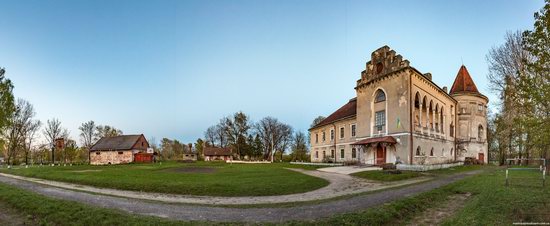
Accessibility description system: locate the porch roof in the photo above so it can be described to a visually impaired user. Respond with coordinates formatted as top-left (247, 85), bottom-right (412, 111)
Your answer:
top-left (351, 136), bottom-right (397, 145)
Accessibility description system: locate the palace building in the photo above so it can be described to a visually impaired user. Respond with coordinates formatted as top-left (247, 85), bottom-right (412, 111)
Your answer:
top-left (309, 46), bottom-right (488, 165)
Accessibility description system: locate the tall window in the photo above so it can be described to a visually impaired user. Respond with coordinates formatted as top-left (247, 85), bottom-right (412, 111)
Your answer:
top-left (330, 129), bottom-right (334, 140)
top-left (416, 146), bottom-right (421, 156)
top-left (478, 125), bottom-right (484, 140)
top-left (375, 110), bottom-right (386, 131)
top-left (340, 127), bottom-right (344, 139)
top-left (450, 123), bottom-right (454, 137)
top-left (315, 151), bottom-right (318, 158)
top-left (351, 124), bottom-right (356, 137)
top-left (315, 133), bottom-right (318, 143)
top-left (430, 148), bottom-right (434, 156)
top-left (322, 132), bottom-right (326, 141)
top-left (375, 89), bottom-right (386, 102)
top-left (352, 148), bottom-right (356, 158)
top-left (340, 149), bottom-right (344, 158)
top-left (331, 150), bottom-right (335, 158)
top-left (323, 151), bottom-right (326, 158)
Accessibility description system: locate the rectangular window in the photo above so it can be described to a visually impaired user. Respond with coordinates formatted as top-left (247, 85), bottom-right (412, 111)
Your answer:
top-left (340, 149), bottom-right (344, 158)
top-left (315, 151), bottom-right (319, 158)
top-left (330, 129), bottom-right (334, 140)
top-left (478, 105), bottom-right (483, 112)
top-left (96, 152), bottom-right (101, 155)
top-left (322, 132), bottom-right (326, 141)
top-left (323, 151), bottom-right (326, 158)
top-left (315, 133), bottom-right (318, 143)
top-left (340, 127), bottom-right (344, 139)
top-left (375, 110), bottom-right (385, 131)
top-left (118, 151), bottom-right (123, 155)
top-left (331, 150), bottom-right (335, 158)
top-left (351, 124), bottom-right (356, 137)
top-left (352, 148), bottom-right (357, 158)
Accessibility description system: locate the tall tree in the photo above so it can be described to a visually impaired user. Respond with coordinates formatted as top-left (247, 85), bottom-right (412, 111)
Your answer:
top-left (221, 112), bottom-right (251, 159)
top-left (0, 68), bottom-right (15, 135)
top-left (291, 131), bottom-right (308, 162)
top-left (4, 99), bottom-right (40, 165)
top-left (522, 0), bottom-right (550, 159)
top-left (79, 121), bottom-right (98, 150)
top-left (486, 31), bottom-right (532, 164)
top-left (43, 118), bottom-right (69, 163)
top-left (255, 117), bottom-right (293, 161)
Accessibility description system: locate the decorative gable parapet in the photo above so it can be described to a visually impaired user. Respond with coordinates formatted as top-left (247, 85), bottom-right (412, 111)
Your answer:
top-left (357, 46), bottom-right (410, 87)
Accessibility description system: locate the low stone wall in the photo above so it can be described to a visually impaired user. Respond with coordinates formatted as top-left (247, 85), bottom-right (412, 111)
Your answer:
top-left (396, 162), bottom-right (464, 171)
top-left (225, 160), bottom-right (272, 164)
top-left (290, 162), bottom-right (343, 166)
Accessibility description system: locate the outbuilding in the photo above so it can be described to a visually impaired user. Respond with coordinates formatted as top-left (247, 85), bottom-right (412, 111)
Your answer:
top-left (90, 134), bottom-right (151, 165)
top-left (203, 147), bottom-right (232, 161)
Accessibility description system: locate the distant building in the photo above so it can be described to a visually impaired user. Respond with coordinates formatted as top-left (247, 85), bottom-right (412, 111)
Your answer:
top-left (90, 134), bottom-right (151, 165)
top-left (182, 144), bottom-right (197, 161)
top-left (203, 147), bottom-right (232, 161)
top-left (309, 46), bottom-right (488, 165)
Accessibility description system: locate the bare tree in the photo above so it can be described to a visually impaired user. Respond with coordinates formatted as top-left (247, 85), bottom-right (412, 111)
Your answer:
top-left (4, 99), bottom-right (40, 165)
top-left (310, 116), bottom-right (326, 128)
top-left (43, 118), bottom-right (68, 164)
top-left (255, 117), bottom-right (293, 161)
top-left (79, 121), bottom-right (98, 149)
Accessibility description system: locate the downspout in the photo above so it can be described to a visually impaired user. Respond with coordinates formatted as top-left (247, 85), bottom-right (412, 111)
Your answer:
top-left (409, 71), bottom-right (413, 164)
top-left (454, 101), bottom-right (457, 161)
top-left (333, 123), bottom-right (337, 163)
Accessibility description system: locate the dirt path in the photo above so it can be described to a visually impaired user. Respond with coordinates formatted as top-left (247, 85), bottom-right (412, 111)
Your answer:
top-left (0, 170), bottom-right (481, 223)
top-left (407, 192), bottom-right (472, 226)
top-left (0, 169), bottom-right (430, 205)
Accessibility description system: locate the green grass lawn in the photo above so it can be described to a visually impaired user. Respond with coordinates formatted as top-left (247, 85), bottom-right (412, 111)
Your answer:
top-left (351, 170), bottom-right (422, 182)
top-left (0, 161), bottom-right (329, 197)
top-left (293, 166), bottom-right (550, 225)
top-left (1, 165), bottom-right (547, 225)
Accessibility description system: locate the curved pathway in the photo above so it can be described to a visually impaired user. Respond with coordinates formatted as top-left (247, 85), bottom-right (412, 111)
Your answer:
top-left (0, 170), bottom-right (481, 223)
top-left (0, 169), bottom-right (429, 205)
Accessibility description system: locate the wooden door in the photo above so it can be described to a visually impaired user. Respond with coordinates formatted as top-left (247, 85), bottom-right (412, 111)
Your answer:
top-left (478, 153), bottom-right (485, 163)
top-left (376, 145), bottom-right (385, 165)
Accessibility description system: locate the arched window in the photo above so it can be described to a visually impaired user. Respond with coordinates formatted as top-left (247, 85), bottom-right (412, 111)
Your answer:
top-left (450, 148), bottom-right (453, 156)
top-left (450, 122), bottom-right (454, 137)
top-left (442, 148), bottom-right (445, 157)
top-left (416, 146), bottom-right (421, 156)
top-left (375, 89), bottom-right (386, 102)
top-left (478, 125), bottom-right (484, 140)
top-left (430, 148), bottom-right (434, 156)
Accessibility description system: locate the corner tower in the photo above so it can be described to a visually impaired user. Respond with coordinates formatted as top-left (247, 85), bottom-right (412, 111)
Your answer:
top-left (450, 65), bottom-right (489, 163)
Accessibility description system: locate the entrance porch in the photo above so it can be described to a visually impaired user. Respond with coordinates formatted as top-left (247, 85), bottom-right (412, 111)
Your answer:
top-left (352, 136), bottom-right (397, 166)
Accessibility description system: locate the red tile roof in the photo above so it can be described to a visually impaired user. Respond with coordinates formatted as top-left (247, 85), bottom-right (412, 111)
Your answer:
top-left (203, 147), bottom-right (232, 156)
top-left (351, 136), bottom-right (397, 145)
top-left (311, 98), bottom-right (357, 129)
top-left (450, 65), bottom-right (480, 94)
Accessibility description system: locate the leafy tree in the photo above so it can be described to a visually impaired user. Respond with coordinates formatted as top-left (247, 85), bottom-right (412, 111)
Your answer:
top-left (79, 121), bottom-right (98, 150)
top-left (0, 68), bottom-right (15, 135)
top-left (194, 138), bottom-right (204, 160)
top-left (96, 125), bottom-right (122, 138)
top-left (291, 131), bottom-right (309, 162)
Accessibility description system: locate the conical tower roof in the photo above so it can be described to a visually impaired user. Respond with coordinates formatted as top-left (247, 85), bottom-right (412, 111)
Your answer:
top-left (450, 65), bottom-right (479, 94)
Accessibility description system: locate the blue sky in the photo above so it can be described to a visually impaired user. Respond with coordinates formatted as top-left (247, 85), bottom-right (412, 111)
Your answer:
top-left (0, 0), bottom-right (543, 145)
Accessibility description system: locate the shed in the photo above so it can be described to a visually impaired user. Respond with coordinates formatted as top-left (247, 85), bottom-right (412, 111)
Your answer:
top-left (90, 134), bottom-right (150, 165)
top-left (203, 147), bottom-right (232, 161)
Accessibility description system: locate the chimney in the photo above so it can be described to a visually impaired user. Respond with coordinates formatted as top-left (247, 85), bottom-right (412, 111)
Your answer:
top-left (443, 86), bottom-right (448, 93)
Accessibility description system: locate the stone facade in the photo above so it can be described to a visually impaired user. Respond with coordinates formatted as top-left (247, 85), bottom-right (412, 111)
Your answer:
top-left (309, 46), bottom-right (489, 165)
top-left (90, 150), bottom-right (134, 165)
